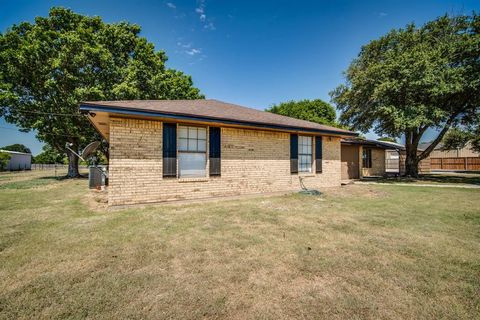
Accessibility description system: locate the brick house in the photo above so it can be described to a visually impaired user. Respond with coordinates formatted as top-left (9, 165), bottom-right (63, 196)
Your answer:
top-left (80, 100), bottom-right (357, 206)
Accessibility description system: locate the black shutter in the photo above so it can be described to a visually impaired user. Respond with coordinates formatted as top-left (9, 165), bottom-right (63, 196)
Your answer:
top-left (290, 134), bottom-right (298, 174)
top-left (163, 123), bottom-right (177, 177)
top-left (315, 136), bottom-right (323, 173)
top-left (209, 127), bottom-right (221, 176)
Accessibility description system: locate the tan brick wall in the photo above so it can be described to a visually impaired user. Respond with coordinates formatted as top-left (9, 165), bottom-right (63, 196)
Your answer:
top-left (361, 147), bottom-right (385, 177)
top-left (108, 118), bottom-right (342, 206)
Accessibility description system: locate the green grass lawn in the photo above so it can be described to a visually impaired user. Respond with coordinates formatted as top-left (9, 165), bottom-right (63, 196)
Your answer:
top-left (0, 171), bottom-right (479, 319)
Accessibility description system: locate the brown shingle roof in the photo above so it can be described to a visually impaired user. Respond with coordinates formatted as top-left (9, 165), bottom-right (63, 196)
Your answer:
top-left (80, 99), bottom-right (356, 136)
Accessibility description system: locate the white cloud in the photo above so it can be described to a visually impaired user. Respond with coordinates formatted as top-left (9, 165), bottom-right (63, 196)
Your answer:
top-left (378, 12), bottom-right (388, 17)
top-left (195, 0), bottom-right (205, 20)
top-left (195, 0), bottom-right (215, 30)
top-left (166, 2), bottom-right (176, 9)
top-left (177, 41), bottom-right (192, 48)
top-left (204, 21), bottom-right (215, 30)
top-left (177, 41), bottom-right (203, 57)
top-left (186, 48), bottom-right (201, 56)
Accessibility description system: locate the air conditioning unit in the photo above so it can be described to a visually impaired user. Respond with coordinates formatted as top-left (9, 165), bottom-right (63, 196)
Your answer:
top-left (89, 166), bottom-right (108, 189)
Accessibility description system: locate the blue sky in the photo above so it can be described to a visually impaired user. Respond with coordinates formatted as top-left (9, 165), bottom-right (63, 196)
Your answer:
top-left (1, 0), bottom-right (478, 154)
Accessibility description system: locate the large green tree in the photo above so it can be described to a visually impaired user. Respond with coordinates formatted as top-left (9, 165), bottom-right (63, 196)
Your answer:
top-left (0, 7), bottom-right (203, 177)
top-left (266, 99), bottom-right (339, 127)
top-left (1, 143), bottom-right (31, 153)
top-left (32, 144), bottom-right (67, 164)
top-left (331, 14), bottom-right (479, 176)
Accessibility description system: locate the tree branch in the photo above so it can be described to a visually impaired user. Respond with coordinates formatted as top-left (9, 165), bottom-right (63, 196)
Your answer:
top-left (417, 115), bottom-right (458, 161)
top-left (417, 126), bottom-right (449, 161)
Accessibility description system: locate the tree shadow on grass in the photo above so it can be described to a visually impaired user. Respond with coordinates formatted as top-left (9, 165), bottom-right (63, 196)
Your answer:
top-left (361, 173), bottom-right (480, 185)
top-left (38, 174), bottom-right (88, 181)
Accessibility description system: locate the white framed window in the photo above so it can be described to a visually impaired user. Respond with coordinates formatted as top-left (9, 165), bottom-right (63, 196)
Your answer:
top-left (178, 125), bottom-right (207, 177)
top-left (298, 136), bottom-right (312, 173)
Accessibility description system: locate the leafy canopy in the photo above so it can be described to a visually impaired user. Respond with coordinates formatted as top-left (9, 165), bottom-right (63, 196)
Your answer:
top-left (332, 14), bottom-right (479, 138)
top-left (377, 137), bottom-right (397, 143)
top-left (0, 144), bottom-right (31, 154)
top-left (0, 7), bottom-right (203, 176)
top-left (266, 99), bottom-right (339, 127)
top-left (331, 13), bottom-right (479, 175)
top-left (32, 144), bottom-right (67, 164)
top-left (442, 127), bottom-right (480, 152)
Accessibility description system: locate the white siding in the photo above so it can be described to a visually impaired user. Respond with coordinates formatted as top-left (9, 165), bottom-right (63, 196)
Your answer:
top-left (1, 151), bottom-right (32, 171)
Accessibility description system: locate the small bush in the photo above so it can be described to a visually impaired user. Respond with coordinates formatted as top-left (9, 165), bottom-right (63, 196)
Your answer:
top-left (0, 152), bottom-right (11, 171)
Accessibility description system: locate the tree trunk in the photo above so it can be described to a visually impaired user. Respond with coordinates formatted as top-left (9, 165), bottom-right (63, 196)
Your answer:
top-left (66, 148), bottom-right (80, 178)
top-left (404, 154), bottom-right (419, 177)
top-left (404, 129), bottom-right (420, 178)
top-left (402, 120), bottom-right (453, 178)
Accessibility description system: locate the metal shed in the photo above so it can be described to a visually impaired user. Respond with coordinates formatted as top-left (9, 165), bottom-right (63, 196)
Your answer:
top-left (0, 150), bottom-right (32, 171)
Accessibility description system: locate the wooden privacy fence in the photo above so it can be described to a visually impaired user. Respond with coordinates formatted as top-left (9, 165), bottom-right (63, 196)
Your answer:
top-left (431, 157), bottom-right (480, 171)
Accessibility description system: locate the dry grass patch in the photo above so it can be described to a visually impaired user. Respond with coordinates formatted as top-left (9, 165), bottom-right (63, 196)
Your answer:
top-left (0, 171), bottom-right (479, 319)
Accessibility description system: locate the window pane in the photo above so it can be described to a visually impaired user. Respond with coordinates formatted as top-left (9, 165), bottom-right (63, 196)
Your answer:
top-left (298, 136), bottom-right (312, 156)
top-left (179, 152), bottom-right (206, 177)
top-left (198, 128), bottom-right (206, 140)
top-left (304, 158), bottom-right (312, 172)
top-left (299, 155), bottom-right (305, 166)
top-left (178, 138), bottom-right (188, 151)
top-left (299, 155), bottom-right (312, 172)
top-left (198, 140), bottom-right (206, 152)
top-left (179, 126), bottom-right (188, 138)
top-left (188, 139), bottom-right (197, 151)
top-left (188, 127), bottom-right (197, 139)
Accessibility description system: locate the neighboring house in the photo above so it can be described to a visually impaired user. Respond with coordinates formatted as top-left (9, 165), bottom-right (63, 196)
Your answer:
top-left (0, 150), bottom-right (32, 171)
top-left (340, 139), bottom-right (430, 180)
top-left (80, 99), bottom-right (357, 206)
top-left (419, 141), bottom-right (480, 171)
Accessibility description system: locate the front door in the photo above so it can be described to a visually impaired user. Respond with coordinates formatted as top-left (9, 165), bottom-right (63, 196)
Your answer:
top-left (341, 144), bottom-right (359, 179)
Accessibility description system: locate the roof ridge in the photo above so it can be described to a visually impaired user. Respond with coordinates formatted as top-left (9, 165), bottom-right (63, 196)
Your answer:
top-left (80, 99), bottom-right (357, 136)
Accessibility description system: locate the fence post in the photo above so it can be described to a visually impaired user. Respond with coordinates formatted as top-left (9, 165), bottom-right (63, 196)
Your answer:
top-left (464, 157), bottom-right (467, 171)
top-left (440, 158), bottom-right (443, 170)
